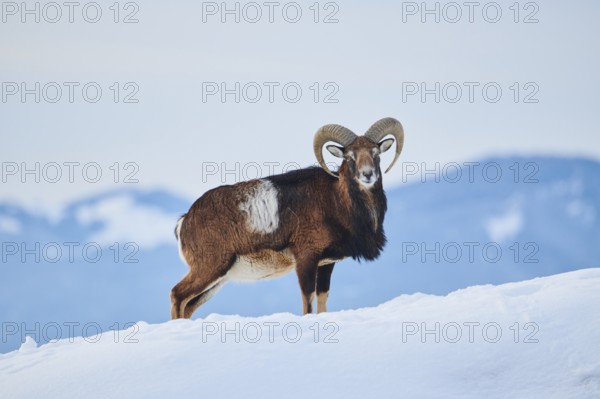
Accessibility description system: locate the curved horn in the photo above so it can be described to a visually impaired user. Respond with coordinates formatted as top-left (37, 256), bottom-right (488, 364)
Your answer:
top-left (313, 124), bottom-right (358, 177)
top-left (363, 117), bottom-right (404, 173)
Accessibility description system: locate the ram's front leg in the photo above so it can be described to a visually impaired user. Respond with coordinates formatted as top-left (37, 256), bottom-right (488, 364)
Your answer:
top-left (295, 255), bottom-right (319, 315)
top-left (316, 263), bottom-right (335, 313)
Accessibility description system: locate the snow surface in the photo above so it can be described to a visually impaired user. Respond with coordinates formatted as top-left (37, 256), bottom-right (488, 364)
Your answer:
top-left (1, 269), bottom-right (599, 399)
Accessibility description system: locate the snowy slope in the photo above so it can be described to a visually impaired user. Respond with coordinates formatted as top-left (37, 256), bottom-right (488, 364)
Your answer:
top-left (1, 269), bottom-right (599, 399)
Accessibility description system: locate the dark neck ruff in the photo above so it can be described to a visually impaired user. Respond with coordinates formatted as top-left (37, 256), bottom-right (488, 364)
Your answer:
top-left (338, 169), bottom-right (388, 261)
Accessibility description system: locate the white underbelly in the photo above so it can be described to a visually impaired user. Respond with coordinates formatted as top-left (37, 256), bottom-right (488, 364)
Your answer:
top-left (227, 249), bottom-right (296, 282)
top-left (227, 249), bottom-right (347, 282)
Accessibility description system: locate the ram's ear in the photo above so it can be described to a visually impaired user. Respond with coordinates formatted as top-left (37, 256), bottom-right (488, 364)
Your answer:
top-left (326, 145), bottom-right (345, 158)
top-left (378, 138), bottom-right (394, 154)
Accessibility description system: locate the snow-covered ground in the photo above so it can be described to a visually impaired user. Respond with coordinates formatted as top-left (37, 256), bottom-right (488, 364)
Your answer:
top-left (1, 269), bottom-right (599, 398)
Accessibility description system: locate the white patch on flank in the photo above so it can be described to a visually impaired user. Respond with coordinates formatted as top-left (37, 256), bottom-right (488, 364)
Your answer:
top-left (175, 216), bottom-right (187, 265)
top-left (239, 180), bottom-right (279, 234)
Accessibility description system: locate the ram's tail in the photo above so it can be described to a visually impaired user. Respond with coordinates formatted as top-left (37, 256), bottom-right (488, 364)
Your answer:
top-left (174, 214), bottom-right (187, 264)
top-left (174, 214), bottom-right (186, 240)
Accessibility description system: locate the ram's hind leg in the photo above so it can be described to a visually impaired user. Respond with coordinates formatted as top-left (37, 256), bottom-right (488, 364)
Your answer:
top-left (171, 258), bottom-right (233, 319)
top-left (316, 263), bottom-right (335, 313)
top-left (182, 279), bottom-right (226, 319)
top-left (171, 273), bottom-right (208, 319)
top-left (171, 248), bottom-right (237, 319)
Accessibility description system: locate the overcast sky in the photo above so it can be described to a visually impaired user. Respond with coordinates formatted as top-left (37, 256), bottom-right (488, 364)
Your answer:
top-left (1, 0), bottom-right (599, 214)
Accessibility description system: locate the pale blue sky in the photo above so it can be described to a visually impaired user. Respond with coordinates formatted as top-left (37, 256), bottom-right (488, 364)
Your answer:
top-left (1, 0), bottom-right (599, 212)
